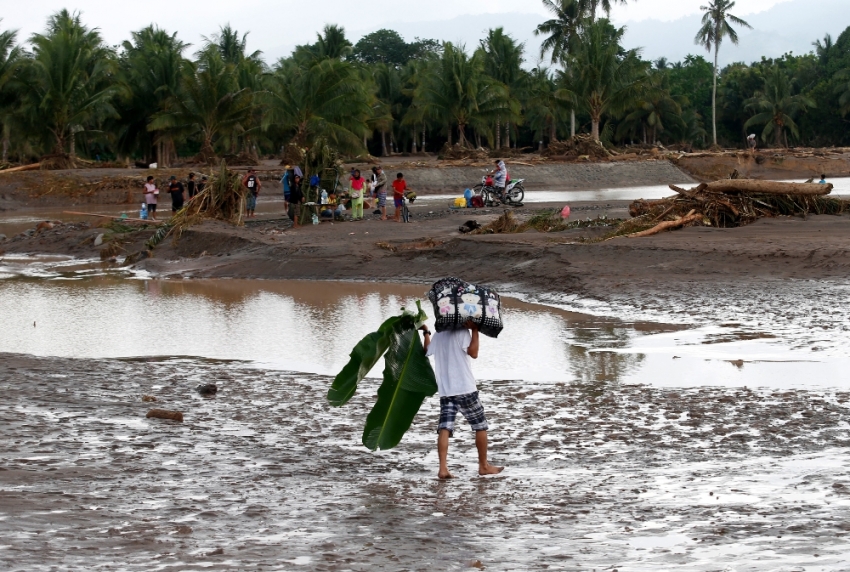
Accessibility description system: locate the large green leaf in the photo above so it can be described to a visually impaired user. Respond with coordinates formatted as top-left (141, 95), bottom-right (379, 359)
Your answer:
top-left (362, 321), bottom-right (437, 451)
top-left (327, 315), bottom-right (401, 407)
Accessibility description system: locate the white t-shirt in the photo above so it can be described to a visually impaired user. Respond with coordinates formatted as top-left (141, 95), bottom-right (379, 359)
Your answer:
top-left (144, 182), bottom-right (158, 204)
top-left (493, 161), bottom-right (507, 188)
top-left (425, 329), bottom-right (477, 397)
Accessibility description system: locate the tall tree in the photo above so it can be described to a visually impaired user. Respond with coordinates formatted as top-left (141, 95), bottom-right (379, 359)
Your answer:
top-left (149, 51), bottom-right (252, 162)
top-left (413, 43), bottom-right (507, 147)
top-left (480, 28), bottom-right (524, 148)
top-left (26, 10), bottom-right (118, 161)
top-left (0, 22), bottom-right (23, 162)
top-left (744, 65), bottom-right (815, 147)
top-left (569, 20), bottom-right (648, 141)
top-left (695, 0), bottom-right (752, 146)
top-left (117, 26), bottom-right (187, 165)
top-left (263, 57), bottom-right (371, 162)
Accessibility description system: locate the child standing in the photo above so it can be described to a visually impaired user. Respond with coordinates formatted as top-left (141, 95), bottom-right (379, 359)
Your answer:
top-left (392, 172), bottom-right (408, 222)
top-left (349, 169), bottom-right (365, 220)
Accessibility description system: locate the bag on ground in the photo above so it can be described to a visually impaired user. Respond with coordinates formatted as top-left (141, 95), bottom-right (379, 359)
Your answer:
top-left (428, 277), bottom-right (503, 338)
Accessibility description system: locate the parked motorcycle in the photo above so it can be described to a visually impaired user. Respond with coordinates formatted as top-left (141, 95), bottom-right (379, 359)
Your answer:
top-left (472, 176), bottom-right (525, 207)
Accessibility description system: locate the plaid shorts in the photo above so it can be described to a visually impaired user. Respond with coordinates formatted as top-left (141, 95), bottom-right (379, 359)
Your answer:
top-left (437, 391), bottom-right (489, 436)
top-left (377, 191), bottom-right (387, 208)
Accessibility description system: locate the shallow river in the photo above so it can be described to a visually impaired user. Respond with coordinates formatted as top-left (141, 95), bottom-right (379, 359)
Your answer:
top-left (2, 255), bottom-right (850, 388)
top-left (2, 258), bottom-right (850, 570)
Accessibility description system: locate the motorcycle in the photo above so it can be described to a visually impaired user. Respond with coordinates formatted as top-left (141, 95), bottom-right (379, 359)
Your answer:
top-left (472, 176), bottom-right (525, 207)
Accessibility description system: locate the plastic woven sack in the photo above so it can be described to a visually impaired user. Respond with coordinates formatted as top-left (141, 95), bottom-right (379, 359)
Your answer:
top-left (453, 197), bottom-right (467, 208)
top-left (428, 277), bottom-right (504, 338)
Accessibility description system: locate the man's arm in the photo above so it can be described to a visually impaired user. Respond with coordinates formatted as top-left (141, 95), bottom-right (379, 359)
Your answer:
top-left (421, 326), bottom-right (431, 353)
top-left (466, 323), bottom-right (479, 359)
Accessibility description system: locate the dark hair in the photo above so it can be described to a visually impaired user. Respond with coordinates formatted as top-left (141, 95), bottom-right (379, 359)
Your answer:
top-left (146, 176), bottom-right (154, 181)
top-left (170, 175), bottom-right (176, 180)
top-left (371, 166), bottom-right (378, 172)
top-left (189, 172), bottom-right (195, 178)
top-left (396, 172), bottom-right (403, 179)
top-left (821, 174), bottom-right (826, 179)
top-left (353, 169), bottom-right (361, 177)
top-left (494, 159), bottom-right (501, 164)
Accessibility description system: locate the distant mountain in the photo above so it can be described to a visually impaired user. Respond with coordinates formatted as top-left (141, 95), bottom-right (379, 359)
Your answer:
top-left (622, 0), bottom-right (848, 66)
top-left (264, 0), bottom-right (848, 67)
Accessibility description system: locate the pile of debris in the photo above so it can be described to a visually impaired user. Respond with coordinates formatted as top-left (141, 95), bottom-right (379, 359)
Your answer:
top-left (543, 135), bottom-right (611, 160)
top-left (438, 143), bottom-right (491, 161)
top-left (628, 179), bottom-right (844, 232)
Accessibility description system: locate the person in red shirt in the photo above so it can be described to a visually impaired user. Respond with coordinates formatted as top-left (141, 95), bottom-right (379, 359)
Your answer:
top-left (392, 172), bottom-right (408, 222)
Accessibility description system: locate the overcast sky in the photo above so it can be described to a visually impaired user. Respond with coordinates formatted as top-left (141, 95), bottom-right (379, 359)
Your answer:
top-left (0, 0), bottom-right (819, 64)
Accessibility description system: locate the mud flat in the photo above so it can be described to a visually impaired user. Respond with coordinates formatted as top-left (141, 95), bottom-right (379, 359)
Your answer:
top-left (1, 353), bottom-right (849, 570)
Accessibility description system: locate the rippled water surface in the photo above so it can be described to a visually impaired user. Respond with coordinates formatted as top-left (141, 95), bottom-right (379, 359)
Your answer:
top-left (2, 255), bottom-right (850, 388)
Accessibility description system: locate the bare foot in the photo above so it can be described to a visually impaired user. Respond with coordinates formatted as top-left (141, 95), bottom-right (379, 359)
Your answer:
top-left (478, 463), bottom-right (504, 476)
top-left (438, 470), bottom-right (455, 479)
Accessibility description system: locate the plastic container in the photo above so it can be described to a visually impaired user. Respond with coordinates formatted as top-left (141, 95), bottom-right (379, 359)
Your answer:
top-left (311, 213), bottom-right (319, 225)
top-left (320, 189), bottom-right (329, 204)
top-left (140, 204), bottom-right (148, 220)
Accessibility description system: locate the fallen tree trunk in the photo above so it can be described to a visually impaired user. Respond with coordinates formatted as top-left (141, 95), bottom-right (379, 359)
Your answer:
top-left (0, 162), bottom-right (41, 174)
top-left (627, 212), bottom-right (701, 238)
top-left (706, 179), bottom-right (832, 196)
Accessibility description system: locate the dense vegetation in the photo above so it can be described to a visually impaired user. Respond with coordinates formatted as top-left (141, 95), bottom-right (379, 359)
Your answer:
top-left (0, 2), bottom-right (848, 166)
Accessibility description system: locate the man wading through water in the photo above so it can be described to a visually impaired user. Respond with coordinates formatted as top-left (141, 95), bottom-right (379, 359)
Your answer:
top-left (422, 322), bottom-right (504, 479)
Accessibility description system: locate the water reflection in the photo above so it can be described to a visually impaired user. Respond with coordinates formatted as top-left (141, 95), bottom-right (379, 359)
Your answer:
top-left (0, 274), bottom-right (653, 384)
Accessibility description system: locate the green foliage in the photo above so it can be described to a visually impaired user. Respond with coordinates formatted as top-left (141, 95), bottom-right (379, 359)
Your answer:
top-left (352, 30), bottom-right (440, 67)
top-left (25, 10), bottom-right (119, 157)
top-left (744, 65), bottom-right (816, 147)
top-left (329, 301), bottom-right (437, 451)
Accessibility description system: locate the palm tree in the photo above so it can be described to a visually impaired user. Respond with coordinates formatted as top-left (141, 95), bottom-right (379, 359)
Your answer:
top-left (524, 66), bottom-right (573, 146)
top-left (413, 43), bottom-right (506, 148)
top-left (744, 65), bottom-right (815, 148)
top-left (26, 10), bottom-right (118, 162)
top-left (149, 51), bottom-right (252, 163)
top-left (263, 57), bottom-right (371, 163)
top-left (0, 22), bottom-right (23, 162)
top-left (117, 26), bottom-right (188, 165)
top-left (835, 68), bottom-right (850, 117)
top-left (694, 0), bottom-right (752, 147)
top-left (569, 20), bottom-right (648, 141)
top-left (479, 28), bottom-right (524, 148)
top-left (617, 70), bottom-right (685, 144)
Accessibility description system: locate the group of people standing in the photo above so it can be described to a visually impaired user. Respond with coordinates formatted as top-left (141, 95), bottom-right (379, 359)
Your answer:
top-left (142, 166), bottom-right (414, 226)
top-left (348, 166), bottom-right (410, 222)
top-left (142, 172), bottom-right (206, 221)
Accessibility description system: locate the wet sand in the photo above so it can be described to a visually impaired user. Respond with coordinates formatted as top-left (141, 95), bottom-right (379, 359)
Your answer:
top-left (2, 354), bottom-right (849, 570)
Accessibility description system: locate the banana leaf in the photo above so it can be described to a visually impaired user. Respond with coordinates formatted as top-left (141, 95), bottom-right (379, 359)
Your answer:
top-left (327, 315), bottom-right (401, 407)
top-left (362, 316), bottom-right (438, 451)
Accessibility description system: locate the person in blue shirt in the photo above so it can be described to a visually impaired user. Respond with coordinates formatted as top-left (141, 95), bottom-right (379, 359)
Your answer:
top-left (819, 174), bottom-right (827, 184)
top-left (280, 167), bottom-right (292, 210)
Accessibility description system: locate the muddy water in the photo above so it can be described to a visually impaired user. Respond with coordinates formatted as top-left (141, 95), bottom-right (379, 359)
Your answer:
top-left (3, 262), bottom-right (850, 569)
top-left (1, 355), bottom-right (849, 571)
top-left (0, 258), bottom-right (670, 384)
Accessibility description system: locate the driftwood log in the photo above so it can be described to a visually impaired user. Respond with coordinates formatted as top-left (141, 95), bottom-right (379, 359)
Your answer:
top-left (627, 212), bottom-right (701, 238)
top-left (704, 179), bottom-right (832, 196)
top-left (146, 409), bottom-right (184, 422)
top-left (0, 163), bottom-right (41, 174)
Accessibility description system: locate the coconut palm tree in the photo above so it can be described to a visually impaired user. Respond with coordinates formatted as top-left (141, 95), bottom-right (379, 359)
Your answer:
top-left (149, 51), bottom-right (252, 163)
top-left (263, 57), bottom-right (371, 162)
top-left (26, 10), bottom-right (118, 162)
top-left (480, 28), bottom-right (525, 149)
top-left (524, 66), bottom-right (573, 146)
top-left (744, 65), bottom-right (816, 148)
top-left (835, 68), bottom-right (850, 117)
top-left (116, 26), bottom-right (188, 165)
top-left (0, 22), bottom-right (23, 162)
top-left (569, 20), bottom-right (648, 141)
top-left (695, 0), bottom-right (752, 147)
top-left (617, 70), bottom-right (685, 144)
top-left (413, 43), bottom-right (507, 148)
